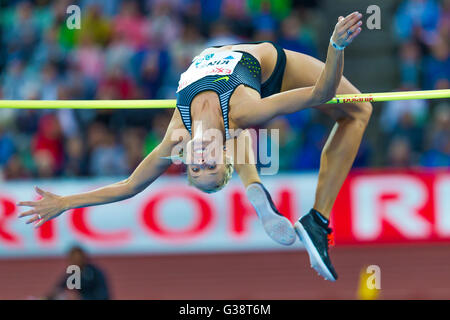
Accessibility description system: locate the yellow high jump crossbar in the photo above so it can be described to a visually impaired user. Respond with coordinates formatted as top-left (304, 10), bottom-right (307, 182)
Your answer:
top-left (0, 89), bottom-right (448, 109)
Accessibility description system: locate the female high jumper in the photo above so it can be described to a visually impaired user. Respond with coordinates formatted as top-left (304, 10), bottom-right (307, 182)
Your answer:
top-left (18, 12), bottom-right (371, 281)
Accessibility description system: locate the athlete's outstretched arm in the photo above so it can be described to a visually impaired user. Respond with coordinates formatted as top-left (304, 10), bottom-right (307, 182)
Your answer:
top-left (18, 110), bottom-right (188, 228)
top-left (233, 12), bottom-right (362, 127)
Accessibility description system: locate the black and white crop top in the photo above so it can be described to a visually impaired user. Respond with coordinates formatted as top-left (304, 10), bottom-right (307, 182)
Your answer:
top-left (176, 50), bottom-right (262, 139)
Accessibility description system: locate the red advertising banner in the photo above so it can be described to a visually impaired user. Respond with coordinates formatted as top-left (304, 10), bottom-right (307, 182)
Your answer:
top-left (332, 169), bottom-right (450, 244)
top-left (0, 169), bottom-right (448, 257)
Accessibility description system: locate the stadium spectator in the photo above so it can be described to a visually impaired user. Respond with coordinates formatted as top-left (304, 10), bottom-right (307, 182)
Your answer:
top-left (87, 122), bottom-right (128, 176)
top-left (31, 114), bottom-right (64, 177)
top-left (0, 128), bottom-right (15, 167)
top-left (278, 13), bottom-right (315, 56)
top-left (387, 137), bottom-right (415, 167)
top-left (113, 1), bottom-right (148, 50)
top-left (421, 104), bottom-right (450, 167)
top-left (394, 0), bottom-right (442, 45)
top-left (46, 246), bottom-right (111, 300)
top-left (398, 41), bottom-right (421, 88)
top-left (422, 37), bottom-right (450, 90)
top-left (380, 86), bottom-right (429, 133)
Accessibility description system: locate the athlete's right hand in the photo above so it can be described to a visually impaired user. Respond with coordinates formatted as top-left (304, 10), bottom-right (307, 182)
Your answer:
top-left (331, 11), bottom-right (363, 48)
top-left (17, 186), bottom-right (67, 228)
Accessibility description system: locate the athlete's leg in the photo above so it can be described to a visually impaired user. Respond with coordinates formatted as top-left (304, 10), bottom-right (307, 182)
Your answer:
top-left (231, 130), bottom-right (296, 246)
top-left (277, 50), bottom-right (372, 281)
top-left (281, 50), bottom-right (372, 218)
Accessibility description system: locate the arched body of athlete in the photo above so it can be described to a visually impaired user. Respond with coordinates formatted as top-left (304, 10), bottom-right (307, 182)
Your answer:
top-left (19, 12), bottom-right (371, 281)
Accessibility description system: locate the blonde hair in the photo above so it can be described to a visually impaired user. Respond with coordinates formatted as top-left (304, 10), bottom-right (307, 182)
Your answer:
top-left (187, 156), bottom-right (234, 193)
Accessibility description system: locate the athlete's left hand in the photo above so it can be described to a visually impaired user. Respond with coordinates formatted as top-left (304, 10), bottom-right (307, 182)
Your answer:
top-left (17, 186), bottom-right (66, 228)
top-left (331, 11), bottom-right (363, 48)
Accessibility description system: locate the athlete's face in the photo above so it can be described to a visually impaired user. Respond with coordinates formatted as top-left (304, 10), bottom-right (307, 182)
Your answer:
top-left (187, 162), bottom-right (227, 193)
top-left (185, 128), bottom-right (229, 193)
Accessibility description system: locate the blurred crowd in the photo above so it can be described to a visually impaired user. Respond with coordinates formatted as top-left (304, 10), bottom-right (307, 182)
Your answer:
top-left (0, 0), bottom-right (448, 181)
top-left (380, 0), bottom-right (449, 168)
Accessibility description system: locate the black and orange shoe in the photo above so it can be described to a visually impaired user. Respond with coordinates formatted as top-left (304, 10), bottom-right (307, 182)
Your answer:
top-left (246, 182), bottom-right (296, 246)
top-left (294, 209), bottom-right (338, 281)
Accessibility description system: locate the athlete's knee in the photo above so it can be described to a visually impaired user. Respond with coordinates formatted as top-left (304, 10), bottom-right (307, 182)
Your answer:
top-left (338, 101), bottom-right (372, 127)
top-left (357, 101), bottom-right (373, 125)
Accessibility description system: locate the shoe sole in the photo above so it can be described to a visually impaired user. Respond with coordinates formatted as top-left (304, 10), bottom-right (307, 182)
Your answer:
top-left (246, 184), bottom-right (296, 246)
top-left (294, 221), bottom-right (336, 281)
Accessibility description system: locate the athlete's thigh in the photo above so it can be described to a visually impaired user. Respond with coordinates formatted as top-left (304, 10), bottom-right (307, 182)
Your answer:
top-left (281, 49), bottom-right (363, 120)
top-left (281, 49), bottom-right (327, 91)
